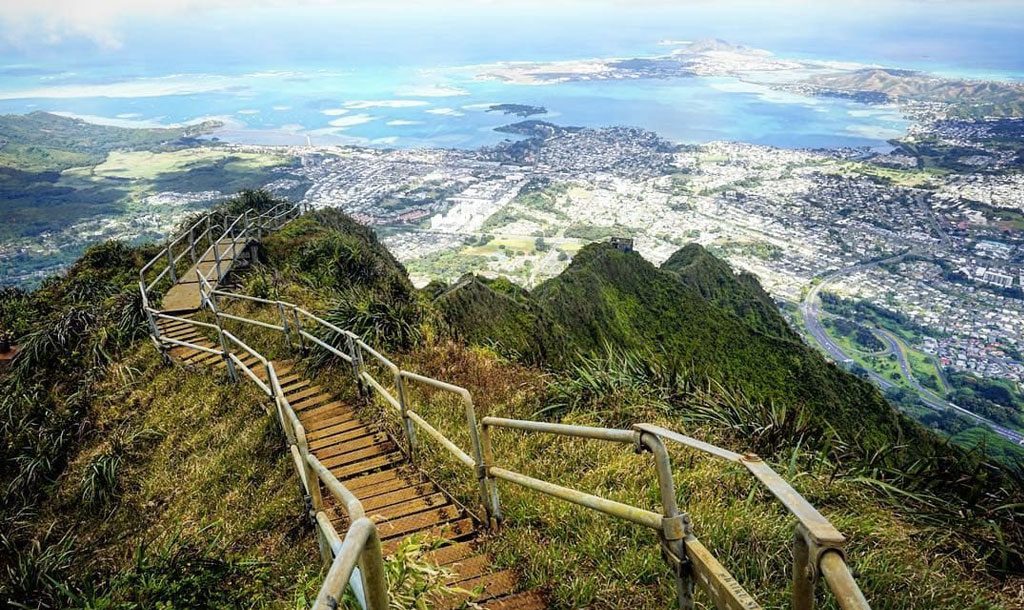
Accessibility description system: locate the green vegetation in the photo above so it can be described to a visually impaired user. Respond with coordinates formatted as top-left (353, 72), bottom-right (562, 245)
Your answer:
top-left (0, 112), bottom-right (309, 286)
top-left (820, 291), bottom-right (940, 342)
top-left (564, 223), bottom-right (636, 241)
top-left (5, 206), bottom-right (1024, 608)
top-left (0, 194), bottom-right (322, 609)
top-left (708, 239), bottom-right (783, 262)
top-left (825, 317), bottom-right (885, 352)
top-left (0, 111), bottom-right (218, 173)
top-left (947, 372), bottom-right (1024, 432)
top-left (807, 68), bottom-right (1024, 119)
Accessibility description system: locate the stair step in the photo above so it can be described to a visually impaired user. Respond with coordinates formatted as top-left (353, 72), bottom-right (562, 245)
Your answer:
top-left (379, 513), bottom-right (475, 548)
top-left (321, 443), bottom-right (395, 470)
top-left (299, 401), bottom-right (354, 424)
top-left (314, 432), bottom-right (389, 458)
top-left (340, 467), bottom-right (413, 493)
top-left (306, 417), bottom-right (366, 445)
top-left (439, 569), bottom-right (519, 608)
top-left (367, 493), bottom-right (451, 522)
top-left (484, 590), bottom-right (547, 610)
top-left (279, 378), bottom-right (311, 393)
top-left (426, 541), bottom-right (479, 567)
top-left (446, 553), bottom-right (491, 583)
top-left (362, 482), bottom-right (439, 512)
top-left (331, 452), bottom-right (405, 480)
top-left (288, 387), bottom-right (329, 405)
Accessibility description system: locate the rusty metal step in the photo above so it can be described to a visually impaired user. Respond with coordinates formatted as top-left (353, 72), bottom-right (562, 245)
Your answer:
top-left (287, 387), bottom-right (329, 406)
top-left (313, 432), bottom-right (388, 458)
top-left (374, 505), bottom-right (463, 540)
top-left (353, 471), bottom-right (431, 500)
top-left (191, 352), bottom-right (225, 366)
top-left (362, 482), bottom-right (439, 512)
top-left (426, 541), bottom-right (478, 567)
top-left (277, 372), bottom-right (303, 386)
top-left (380, 517), bottom-right (476, 554)
top-left (366, 493), bottom-right (451, 522)
top-left (165, 328), bottom-right (202, 340)
top-left (306, 417), bottom-right (366, 444)
top-left (330, 452), bottom-right (405, 480)
top-left (380, 513), bottom-right (475, 556)
top-left (298, 401), bottom-right (354, 424)
top-left (445, 553), bottom-right (491, 583)
top-left (321, 443), bottom-right (396, 470)
top-left (158, 320), bottom-right (191, 332)
top-left (438, 569), bottom-right (519, 608)
top-left (305, 410), bottom-right (363, 432)
top-left (484, 590), bottom-right (547, 610)
top-left (169, 346), bottom-right (202, 359)
top-left (279, 378), bottom-right (311, 393)
top-left (307, 421), bottom-right (368, 446)
top-left (293, 396), bottom-right (342, 415)
top-left (340, 467), bottom-right (413, 493)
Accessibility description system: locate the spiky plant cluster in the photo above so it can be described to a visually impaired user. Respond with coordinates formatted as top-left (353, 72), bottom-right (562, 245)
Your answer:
top-left (542, 343), bottom-right (1024, 574)
top-left (1, 240), bottom-right (157, 606)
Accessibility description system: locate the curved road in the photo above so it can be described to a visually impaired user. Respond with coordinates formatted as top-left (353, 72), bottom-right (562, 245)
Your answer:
top-left (800, 256), bottom-right (1024, 445)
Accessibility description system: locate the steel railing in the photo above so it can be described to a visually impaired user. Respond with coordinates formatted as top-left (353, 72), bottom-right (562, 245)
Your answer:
top-left (190, 281), bottom-right (872, 610)
top-left (139, 201), bottom-right (302, 342)
top-left (142, 204), bottom-right (870, 610)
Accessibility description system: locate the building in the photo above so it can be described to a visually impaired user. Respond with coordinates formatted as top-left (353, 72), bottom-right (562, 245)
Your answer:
top-left (610, 237), bottom-right (634, 253)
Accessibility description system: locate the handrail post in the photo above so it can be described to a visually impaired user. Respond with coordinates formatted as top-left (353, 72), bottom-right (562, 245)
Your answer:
top-left (480, 419), bottom-right (503, 528)
top-left (794, 526), bottom-right (815, 610)
top-left (209, 297), bottom-right (237, 382)
top-left (395, 372), bottom-right (417, 459)
top-left (297, 425), bottom-right (330, 565)
top-left (166, 244), bottom-right (177, 283)
top-left (214, 238), bottom-right (223, 283)
top-left (347, 334), bottom-right (363, 396)
top-left (189, 225), bottom-right (197, 264)
top-left (277, 301), bottom-right (292, 350)
top-left (358, 526), bottom-right (389, 610)
top-left (460, 389), bottom-right (495, 528)
top-left (140, 282), bottom-right (160, 341)
top-left (639, 430), bottom-right (694, 610)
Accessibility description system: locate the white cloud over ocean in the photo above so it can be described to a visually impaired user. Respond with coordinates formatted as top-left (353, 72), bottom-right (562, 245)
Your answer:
top-left (344, 99), bottom-right (430, 109)
top-left (327, 113), bottom-right (376, 128)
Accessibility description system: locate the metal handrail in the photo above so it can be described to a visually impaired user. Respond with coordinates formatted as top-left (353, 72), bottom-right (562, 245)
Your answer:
top-left (186, 267), bottom-right (387, 610)
top-left (148, 212), bottom-right (871, 610)
top-left (199, 284), bottom-right (872, 610)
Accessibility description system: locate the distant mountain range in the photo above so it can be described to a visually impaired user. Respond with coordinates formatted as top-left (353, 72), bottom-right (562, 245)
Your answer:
top-left (802, 68), bottom-right (1024, 118)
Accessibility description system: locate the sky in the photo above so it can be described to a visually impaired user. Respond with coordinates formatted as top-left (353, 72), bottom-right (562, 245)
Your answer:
top-left (1, 1), bottom-right (1023, 77)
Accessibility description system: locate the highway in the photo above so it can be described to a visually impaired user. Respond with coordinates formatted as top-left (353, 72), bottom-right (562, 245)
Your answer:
top-left (800, 256), bottom-right (1024, 446)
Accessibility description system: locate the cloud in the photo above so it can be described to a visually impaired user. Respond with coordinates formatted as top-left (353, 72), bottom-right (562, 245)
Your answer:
top-left (272, 104), bottom-right (291, 110)
top-left (396, 84), bottom-right (470, 97)
top-left (0, 73), bottom-right (244, 99)
top-left (328, 113), bottom-right (376, 128)
top-left (237, 108), bottom-right (260, 114)
top-left (343, 99), bottom-right (430, 109)
top-left (386, 119), bottom-right (423, 126)
top-left (425, 107), bottom-right (464, 116)
top-left (49, 110), bottom-right (227, 128)
top-left (321, 108), bottom-right (350, 116)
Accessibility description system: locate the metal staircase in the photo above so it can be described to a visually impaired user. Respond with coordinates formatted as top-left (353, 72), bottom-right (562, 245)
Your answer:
top-left (139, 205), bottom-right (871, 610)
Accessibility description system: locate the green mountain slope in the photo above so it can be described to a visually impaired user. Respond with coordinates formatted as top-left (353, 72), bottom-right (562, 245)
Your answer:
top-left (660, 243), bottom-right (797, 341)
top-left (529, 242), bottom-right (905, 448)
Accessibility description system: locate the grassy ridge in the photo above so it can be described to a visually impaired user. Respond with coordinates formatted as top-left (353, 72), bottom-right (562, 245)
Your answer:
top-left (248, 209), bottom-right (1022, 607)
top-left (5, 204), bottom-right (1024, 608)
top-left (0, 192), bottom-right (320, 609)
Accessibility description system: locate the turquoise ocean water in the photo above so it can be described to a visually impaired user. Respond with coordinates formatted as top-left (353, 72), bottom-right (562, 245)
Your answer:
top-left (0, 2), bottom-right (1021, 150)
